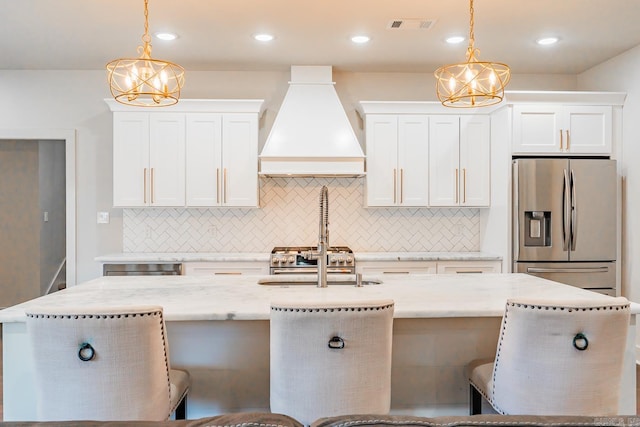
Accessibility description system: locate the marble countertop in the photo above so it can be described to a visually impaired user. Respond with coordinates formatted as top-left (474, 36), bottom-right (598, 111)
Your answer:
top-left (1, 273), bottom-right (633, 323)
top-left (94, 251), bottom-right (501, 263)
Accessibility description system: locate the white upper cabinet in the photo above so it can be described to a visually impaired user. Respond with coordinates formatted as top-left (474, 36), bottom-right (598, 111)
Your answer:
top-left (365, 114), bottom-right (429, 207)
top-left (108, 99), bottom-right (263, 208)
top-left (185, 113), bottom-right (258, 207)
top-left (429, 115), bottom-right (490, 207)
top-left (113, 112), bottom-right (185, 207)
top-left (512, 104), bottom-right (612, 155)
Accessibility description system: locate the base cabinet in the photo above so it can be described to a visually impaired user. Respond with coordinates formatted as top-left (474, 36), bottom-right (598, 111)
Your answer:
top-left (357, 259), bottom-right (501, 276)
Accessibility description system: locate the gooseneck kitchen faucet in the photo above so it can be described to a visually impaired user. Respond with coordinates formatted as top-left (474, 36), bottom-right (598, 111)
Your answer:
top-left (317, 185), bottom-right (329, 288)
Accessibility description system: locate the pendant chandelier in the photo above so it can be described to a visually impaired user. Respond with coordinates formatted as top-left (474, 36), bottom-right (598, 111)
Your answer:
top-left (106, 0), bottom-right (185, 107)
top-left (434, 0), bottom-right (510, 108)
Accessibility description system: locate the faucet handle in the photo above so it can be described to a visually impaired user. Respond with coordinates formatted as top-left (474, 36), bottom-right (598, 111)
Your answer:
top-left (355, 273), bottom-right (363, 287)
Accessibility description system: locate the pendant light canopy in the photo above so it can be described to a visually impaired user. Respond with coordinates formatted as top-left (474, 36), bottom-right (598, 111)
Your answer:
top-left (434, 0), bottom-right (510, 108)
top-left (106, 0), bottom-right (185, 107)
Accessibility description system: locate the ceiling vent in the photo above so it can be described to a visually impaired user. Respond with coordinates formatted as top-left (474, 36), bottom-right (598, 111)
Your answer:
top-left (387, 19), bottom-right (435, 30)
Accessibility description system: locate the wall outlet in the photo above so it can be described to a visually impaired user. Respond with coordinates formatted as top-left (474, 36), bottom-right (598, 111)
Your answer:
top-left (145, 226), bottom-right (153, 239)
top-left (209, 226), bottom-right (218, 238)
top-left (96, 211), bottom-right (110, 224)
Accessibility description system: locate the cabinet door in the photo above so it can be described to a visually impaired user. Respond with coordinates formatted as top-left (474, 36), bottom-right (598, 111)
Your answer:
top-left (222, 114), bottom-right (258, 207)
top-left (149, 114), bottom-right (185, 206)
top-left (113, 112), bottom-right (149, 207)
top-left (512, 105), bottom-right (563, 153)
top-left (186, 114), bottom-right (223, 206)
top-left (565, 106), bottom-right (612, 154)
top-left (366, 115), bottom-right (399, 206)
top-left (398, 115), bottom-right (429, 206)
top-left (460, 115), bottom-right (490, 206)
top-left (429, 116), bottom-right (460, 206)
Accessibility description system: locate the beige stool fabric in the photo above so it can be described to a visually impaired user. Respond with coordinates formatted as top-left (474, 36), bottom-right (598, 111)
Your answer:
top-left (270, 299), bottom-right (394, 426)
top-left (468, 297), bottom-right (630, 416)
top-left (26, 305), bottom-right (190, 421)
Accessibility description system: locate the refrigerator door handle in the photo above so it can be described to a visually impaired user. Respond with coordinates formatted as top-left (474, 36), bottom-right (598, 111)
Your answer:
top-left (513, 161), bottom-right (519, 261)
top-left (527, 267), bottom-right (609, 274)
top-left (570, 169), bottom-right (577, 251)
top-left (562, 169), bottom-right (571, 251)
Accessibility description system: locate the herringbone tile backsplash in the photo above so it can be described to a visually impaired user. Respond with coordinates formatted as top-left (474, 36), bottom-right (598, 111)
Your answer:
top-left (123, 178), bottom-right (480, 252)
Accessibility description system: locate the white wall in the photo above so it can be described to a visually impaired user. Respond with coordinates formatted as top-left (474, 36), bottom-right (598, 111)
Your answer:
top-left (0, 69), bottom-right (579, 284)
top-left (578, 45), bottom-right (640, 304)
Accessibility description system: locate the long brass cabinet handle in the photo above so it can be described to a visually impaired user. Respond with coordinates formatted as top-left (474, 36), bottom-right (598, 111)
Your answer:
top-left (216, 168), bottom-right (220, 204)
top-left (455, 168), bottom-right (459, 204)
top-left (566, 130), bottom-right (570, 151)
top-left (150, 167), bottom-right (155, 204)
top-left (143, 168), bottom-right (148, 204)
top-left (393, 168), bottom-right (397, 204)
top-left (223, 168), bottom-right (228, 204)
top-left (463, 168), bottom-right (467, 204)
top-left (400, 168), bottom-right (404, 204)
top-left (559, 129), bottom-right (564, 151)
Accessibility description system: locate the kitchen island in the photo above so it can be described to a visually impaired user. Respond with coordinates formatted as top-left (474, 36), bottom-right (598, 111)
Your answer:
top-left (1, 273), bottom-right (637, 420)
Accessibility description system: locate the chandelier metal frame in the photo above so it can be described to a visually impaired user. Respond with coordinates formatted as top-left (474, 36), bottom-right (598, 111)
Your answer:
top-left (434, 0), bottom-right (510, 108)
top-left (106, 0), bottom-right (185, 107)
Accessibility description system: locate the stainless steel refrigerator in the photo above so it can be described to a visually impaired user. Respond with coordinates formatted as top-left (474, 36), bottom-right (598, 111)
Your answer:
top-left (513, 158), bottom-right (617, 295)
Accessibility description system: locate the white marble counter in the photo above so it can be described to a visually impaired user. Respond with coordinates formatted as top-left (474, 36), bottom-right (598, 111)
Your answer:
top-left (94, 251), bottom-right (501, 263)
top-left (0, 273), bottom-right (632, 324)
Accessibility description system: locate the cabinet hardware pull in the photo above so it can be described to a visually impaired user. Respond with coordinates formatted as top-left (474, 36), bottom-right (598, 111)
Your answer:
top-left (455, 168), bottom-right (459, 204)
top-left (223, 168), bottom-right (228, 204)
top-left (214, 272), bottom-right (242, 275)
top-left (216, 168), bottom-right (220, 204)
top-left (559, 129), bottom-right (563, 150)
top-left (151, 167), bottom-right (155, 204)
top-left (566, 130), bottom-right (570, 151)
top-left (143, 168), bottom-right (147, 204)
top-left (393, 168), bottom-right (397, 204)
top-left (456, 270), bottom-right (483, 274)
top-left (463, 168), bottom-right (467, 204)
top-left (400, 168), bottom-right (404, 204)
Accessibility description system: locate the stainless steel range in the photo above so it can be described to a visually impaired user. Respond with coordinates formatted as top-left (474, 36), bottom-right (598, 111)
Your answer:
top-left (269, 246), bottom-right (355, 275)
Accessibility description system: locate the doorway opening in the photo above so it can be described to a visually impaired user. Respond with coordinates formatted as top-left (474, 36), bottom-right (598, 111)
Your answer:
top-left (0, 130), bottom-right (76, 309)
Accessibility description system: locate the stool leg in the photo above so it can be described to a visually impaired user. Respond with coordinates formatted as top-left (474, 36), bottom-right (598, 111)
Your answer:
top-left (470, 384), bottom-right (482, 415)
top-left (175, 395), bottom-right (187, 420)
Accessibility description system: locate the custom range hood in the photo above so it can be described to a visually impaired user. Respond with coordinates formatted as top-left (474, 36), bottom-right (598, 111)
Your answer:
top-left (259, 66), bottom-right (365, 177)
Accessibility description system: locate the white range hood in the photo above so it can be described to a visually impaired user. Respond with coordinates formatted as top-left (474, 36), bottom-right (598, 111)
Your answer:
top-left (259, 66), bottom-right (365, 177)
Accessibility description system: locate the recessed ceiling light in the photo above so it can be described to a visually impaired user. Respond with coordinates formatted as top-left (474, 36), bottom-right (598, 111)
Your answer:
top-left (351, 35), bottom-right (370, 44)
top-left (446, 36), bottom-right (465, 44)
top-left (155, 32), bottom-right (177, 41)
top-left (537, 37), bottom-right (559, 46)
top-left (254, 33), bottom-right (275, 42)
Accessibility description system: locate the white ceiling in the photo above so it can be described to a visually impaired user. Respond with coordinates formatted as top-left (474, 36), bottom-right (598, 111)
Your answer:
top-left (1, 0), bottom-right (639, 75)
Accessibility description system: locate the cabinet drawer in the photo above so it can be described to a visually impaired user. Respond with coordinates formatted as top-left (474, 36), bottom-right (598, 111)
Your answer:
top-left (436, 260), bottom-right (502, 274)
top-left (183, 262), bottom-right (268, 276)
top-left (357, 261), bottom-right (437, 275)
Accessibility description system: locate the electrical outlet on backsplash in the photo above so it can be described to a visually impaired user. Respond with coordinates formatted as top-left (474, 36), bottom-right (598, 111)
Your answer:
top-left (122, 178), bottom-right (480, 253)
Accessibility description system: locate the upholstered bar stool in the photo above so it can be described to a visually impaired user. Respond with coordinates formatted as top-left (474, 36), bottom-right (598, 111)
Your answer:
top-left (270, 299), bottom-right (394, 426)
top-left (26, 305), bottom-right (190, 421)
top-left (467, 297), bottom-right (630, 416)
